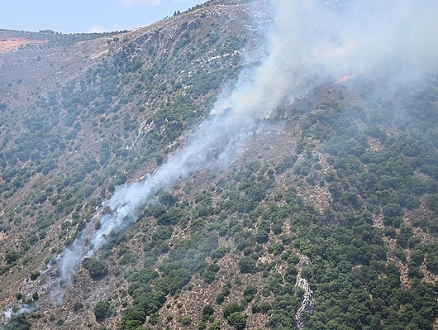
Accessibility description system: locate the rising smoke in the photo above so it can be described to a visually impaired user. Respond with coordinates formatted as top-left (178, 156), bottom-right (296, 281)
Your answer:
top-left (34, 0), bottom-right (438, 306)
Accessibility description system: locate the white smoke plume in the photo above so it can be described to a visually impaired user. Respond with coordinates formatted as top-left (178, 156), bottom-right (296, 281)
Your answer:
top-left (3, 305), bottom-right (36, 320)
top-left (50, 0), bottom-right (438, 301)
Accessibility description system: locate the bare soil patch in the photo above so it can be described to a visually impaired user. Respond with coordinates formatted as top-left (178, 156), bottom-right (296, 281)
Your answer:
top-left (0, 37), bottom-right (48, 53)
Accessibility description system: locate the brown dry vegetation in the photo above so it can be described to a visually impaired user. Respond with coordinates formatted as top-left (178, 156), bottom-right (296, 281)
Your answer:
top-left (0, 38), bottom-right (48, 53)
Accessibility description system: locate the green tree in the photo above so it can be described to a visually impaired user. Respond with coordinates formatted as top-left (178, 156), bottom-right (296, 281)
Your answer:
top-left (223, 302), bottom-right (242, 318)
top-left (82, 257), bottom-right (108, 280)
top-left (426, 251), bottom-right (438, 273)
top-left (238, 256), bottom-right (257, 273)
top-left (181, 315), bottom-right (192, 326)
top-left (94, 300), bottom-right (111, 322)
top-left (243, 285), bottom-right (257, 302)
top-left (202, 305), bottom-right (215, 316)
top-left (4, 250), bottom-right (20, 264)
top-left (227, 312), bottom-right (246, 330)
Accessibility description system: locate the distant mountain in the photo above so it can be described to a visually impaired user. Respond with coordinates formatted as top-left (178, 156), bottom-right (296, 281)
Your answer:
top-left (1, 1), bottom-right (438, 329)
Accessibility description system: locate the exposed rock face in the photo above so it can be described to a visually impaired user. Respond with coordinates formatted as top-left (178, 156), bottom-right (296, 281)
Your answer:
top-left (295, 255), bottom-right (315, 329)
top-left (188, 19), bottom-right (202, 30)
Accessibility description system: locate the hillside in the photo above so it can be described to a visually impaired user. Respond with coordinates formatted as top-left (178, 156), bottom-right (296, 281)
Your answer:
top-left (1, 1), bottom-right (438, 329)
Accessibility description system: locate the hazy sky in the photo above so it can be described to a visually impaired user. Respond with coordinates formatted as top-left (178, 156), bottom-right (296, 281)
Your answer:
top-left (0, 0), bottom-right (204, 34)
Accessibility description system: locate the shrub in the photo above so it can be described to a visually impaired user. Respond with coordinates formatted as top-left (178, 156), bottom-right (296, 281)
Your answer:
top-left (208, 321), bottom-right (221, 330)
top-left (94, 300), bottom-right (111, 322)
top-left (216, 293), bottom-right (224, 304)
top-left (2, 314), bottom-right (31, 330)
top-left (181, 315), bottom-right (192, 326)
top-left (238, 256), bottom-right (257, 273)
top-left (158, 192), bottom-right (178, 206)
top-left (211, 246), bottom-right (229, 260)
top-left (223, 302), bottom-right (242, 318)
top-left (5, 250), bottom-right (20, 264)
top-left (82, 258), bottom-right (108, 280)
top-left (149, 312), bottom-right (159, 325)
top-left (73, 302), bottom-right (84, 312)
top-left (202, 263), bottom-right (220, 283)
top-left (243, 285), bottom-right (257, 302)
top-left (202, 305), bottom-right (214, 316)
top-left (227, 312), bottom-right (246, 330)
top-left (30, 271), bottom-right (40, 280)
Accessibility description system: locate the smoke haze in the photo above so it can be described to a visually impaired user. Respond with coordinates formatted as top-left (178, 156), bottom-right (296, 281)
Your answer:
top-left (52, 0), bottom-right (438, 301)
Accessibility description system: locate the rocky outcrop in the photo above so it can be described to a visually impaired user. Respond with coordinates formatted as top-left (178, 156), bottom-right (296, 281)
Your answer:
top-left (295, 255), bottom-right (315, 329)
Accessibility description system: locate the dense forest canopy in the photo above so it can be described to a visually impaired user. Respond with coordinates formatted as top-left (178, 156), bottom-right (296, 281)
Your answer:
top-left (0, 0), bottom-right (438, 329)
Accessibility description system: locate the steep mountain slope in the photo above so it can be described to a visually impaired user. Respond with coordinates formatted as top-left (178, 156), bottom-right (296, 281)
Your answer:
top-left (1, 1), bottom-right (438, 330)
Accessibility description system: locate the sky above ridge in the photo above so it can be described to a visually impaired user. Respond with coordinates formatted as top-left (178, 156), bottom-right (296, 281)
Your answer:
top-left (0, 0), bottom-right (203, 34)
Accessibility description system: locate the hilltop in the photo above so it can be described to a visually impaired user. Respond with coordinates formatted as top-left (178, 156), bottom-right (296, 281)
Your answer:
top-left (1, 1), bottom-right (438, 329)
